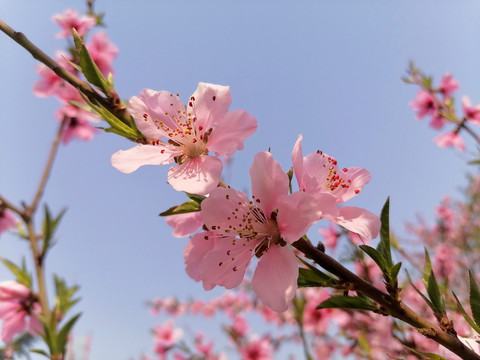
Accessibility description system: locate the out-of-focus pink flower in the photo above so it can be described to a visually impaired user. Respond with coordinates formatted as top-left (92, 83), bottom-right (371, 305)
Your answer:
top-left (0, 281), bottom-right (42, 343)
top-left (52, 9), bottom-right (96, 38)
top-left (33, 51), bottom-right (74, 98)
top-left (239, 336), bottom-right (273, 360)
top-left (111, 83), bottom-right (257, 195)
top-left (318, 224), bottom-right (339, 249)
top-left (153, 320), bottom-right (183, 358)
top-left (166, 212), bottom-right (203, 238)
top-left (302, 288), bottom-right (332, 335)
top-left (86, 32), bottom-right (118, 76)
top-left (184, 152), bottom-right (335, 312)
top-left (429, 115), bottom-right (446, 130)
top-left (462, 96), bottom-right (480, 126)
top-left (0, 210), bottom-right (19, 236)
top-left (231, 314), bottom-right (249, 337)
top-left (60, 117), bottom-right (99, 145)
top-left (433, 132), bottom-right (465, 151)
top-left (292, 135), bottom-right (380, 241)
top-left (409, 90), bottom-right (437, 120)
top-left (440, 73), bottom-right (459, 98)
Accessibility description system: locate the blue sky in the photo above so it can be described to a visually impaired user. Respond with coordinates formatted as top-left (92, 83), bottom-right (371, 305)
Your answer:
top-left (2, 1), bottom-right (480, 358)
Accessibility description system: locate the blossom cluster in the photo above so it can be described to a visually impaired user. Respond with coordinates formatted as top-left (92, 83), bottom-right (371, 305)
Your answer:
top-left (33, 9), bottom-right (118, 144)
top-left (407, 65), bottom-right (480, 152)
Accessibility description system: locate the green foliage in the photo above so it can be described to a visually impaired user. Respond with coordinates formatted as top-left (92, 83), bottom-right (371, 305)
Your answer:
top-left (54, 275), bottom-right (80, 316)
top-left (422, 248), bottom-right (445, 316)
top-left (72, 29), bottom-right (111, 94)
top-left (0, 258), bottom-right (32, 288)
top-left (159, 193), bottom-right (206, 216)
top-left (297, 258), bottom-right (338, 288)
top-left (0, 333), bottom-right (37, 359)
top-left (469, 270), bottom-right (480, 327)
top-left (35, 312), bottom-right (82, 359)
top-left (359, 198), bottom-right (402, 293)
top-left (42, 205), bottom-right (67, 256)
top-left (452, 292), bottom-right (480, 334)
top-left (317, 294), bottom-right (378, 312)
top-left (402, 345), bottom-right (448, 360)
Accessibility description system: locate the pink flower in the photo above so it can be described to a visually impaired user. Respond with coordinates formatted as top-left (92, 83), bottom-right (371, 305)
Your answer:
top-left (429, 115), bottom-right (446, 130)
top-left (0, 210), bottom-right (18, 236)
top-left (52, 9), bottom-right (96, 38)
top-left (153, 320), bottom-right (183, 357)
top-left (318, 224), bottom-right (339, 249)
top-left (409, 90), bottom-right (437, 120)
top-left (184, 152), bottom-right (337, 312)
top-left (166, 212), bottom-right (203, 238)
top-left (86, 32), bottom-right (118, 76)
top-left (462, 96), bottom-right (480, 125)
top-left (33, 51), bottom-right (74, 98)
top-left (239, 336), bottom-right (273, 360)
top-left (433, 132), bottom-right (465, 151)
top-left (440, 73), bottom-right (459, 98)
top-left (292, 135), bottom-right (380, 241)
top-left (0, 281), bottom-right (42, 343)
top-left (60, 117), bottom-right (99, 144)
top-left (111, 83), bottom-right (257, 195)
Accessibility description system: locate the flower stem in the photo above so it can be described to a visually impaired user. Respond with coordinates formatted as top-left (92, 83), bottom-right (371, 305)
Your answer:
top-left (292, 238), bottom-right (480, 360)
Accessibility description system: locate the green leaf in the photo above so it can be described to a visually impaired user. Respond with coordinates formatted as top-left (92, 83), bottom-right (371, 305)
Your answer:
top-left (54, 275), bottom-right (80, 316)
top-left (0, 258), bottom-right (32, 287)
top-left (30, 349), bottom-right (50, 358)
top-left (377, 197), bottom-right (393, 269)
top-left (422, 249), bottom-right (445, 316)
top-left (405, 269), bottom-right (435, 310)
top-left (297, 268), bottom-right (337, 288)
top-left (422, 248), bottom-right (433, 288)
top-left (359, 245), bottom-right (386, 270)
top-left (56, 313), bottom-right (82, 355)
top-left (297, 257), bottom-right (338, 288)
top-left (452, 292), bottom-right (480, 334)
top-left (186, 193), bottom-right (207, 204)
top-left (42, 206), bottom-right (66, 255)
top-left (469, 270), bottom-right (480, 328)
top-left (317, 295), bottom-right (378, 312)
top-left (159, 200), bottom-right (201, 216)
top-left (403, 345), bottom-right (448, 360)
top-left (389, 262), bottom-right (402, 282)
top-left (72, 29), bottom-right (110, 94)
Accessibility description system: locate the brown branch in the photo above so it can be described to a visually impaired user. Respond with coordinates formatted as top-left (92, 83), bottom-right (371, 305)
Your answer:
top-left (0, 19), bottom-right (131, 126)
top-left (292, 238), bottom-right (480, 360)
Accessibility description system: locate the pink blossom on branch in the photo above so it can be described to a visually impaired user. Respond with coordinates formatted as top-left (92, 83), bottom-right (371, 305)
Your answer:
top-left (0, 210), bottom-right (19, 236)
top-left (111, 83), bottom-right (257, 195)
top-left (439, 73), bottom-right (459, 98)
top-left (184, 151), bottom-right (338, 312)
top-left (433, 132), bottom-right (465, 151)
top-left (292, 135), bottom-right (380, 241)
top-left (86, 32), bottom-right (119, 77)
top-left (409, 90), bottom-right (437, 120)
top-left (0, 281), bottom-right (42, 343)
top-left (462, 96), bottom-right (480, 126)
top-left (52, 9), bottom-right (96, 38)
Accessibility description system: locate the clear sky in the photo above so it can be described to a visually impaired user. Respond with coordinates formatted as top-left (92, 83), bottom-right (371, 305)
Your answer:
top-left (1, 1), bottom-right (480, 359)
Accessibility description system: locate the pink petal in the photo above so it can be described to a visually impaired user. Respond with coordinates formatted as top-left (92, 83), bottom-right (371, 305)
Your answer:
top-left (2, 311), bottom-right (26, 343)
top-left (167, 156), bottom-right (222, 195)
top-left (291, 135), bottom-right (305, 190)
top-left (201, 187), bottom-right (250, 231)
top-left (0, 302), bottom-right (20, 318)
top-left (207, 109), bottom-right (257, 156)
top-left (325, 206), bottom-right (380, 241)
top-left (111, 144), bottom-right (177, 174)
top-left (166, 212), bottom-right (203, 238)
top-left (276, 192), bottom-right (329, 243)
top-left (190, 83), bottom-right (232, 131)
top-left (184, 232), bottom-right (217, 285)
top-left (332, 167), bottom-right (371, 203)
top-left (252, 246), bottom-right (298, 312)
top-left (128, 89), bottom-right (185, 140)
top-left (0, 281), bottom-right (30, 299)
top-left (250, 152), bottom-right (289, 215)
top-left (27, 314), bottom-right (43, 337)
top-left (0, 212), bottom-right (19, 235)
top-left (433, 132), bottom-right (465, 152)
top-left (199, 234), bottom-right (253, 290)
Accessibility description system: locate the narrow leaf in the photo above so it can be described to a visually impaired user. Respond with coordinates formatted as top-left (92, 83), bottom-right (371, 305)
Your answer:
top-left (57, 313), bottom-right (82, 355)
top-left (0, 258), bottom-right (31, 287)
top-left (469, 270), bottom-right (480, 328)
top-left (72, 29), bottom-right (110, 93)
top-left (317, 295), bottom-right (378, 311)
top-left (159, 200), bottom-right (201, 216)
top-left (427, 269), bottom-right (445, 316)
top-left (452, 292), bottom-right (480, 334)
top-left (376, 197), bottom-right (393, 269)
top-left (359, 245), bottom-right (386, 270)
